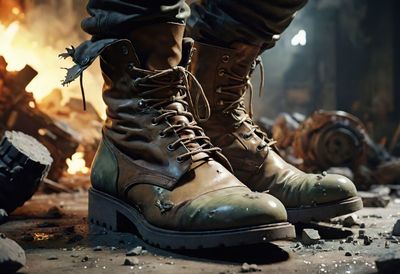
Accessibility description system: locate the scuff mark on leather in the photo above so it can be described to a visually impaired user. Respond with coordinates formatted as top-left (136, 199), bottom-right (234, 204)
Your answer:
top-left (155, 200), bottom-right (174, 214)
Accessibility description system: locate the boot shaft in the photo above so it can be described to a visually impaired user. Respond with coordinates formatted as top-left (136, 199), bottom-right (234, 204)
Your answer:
top-left (189, 41), bottom-right (261, 112)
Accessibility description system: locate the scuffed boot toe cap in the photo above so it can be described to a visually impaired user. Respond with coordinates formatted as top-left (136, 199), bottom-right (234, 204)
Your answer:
top-left (178, 187), bottom-right (288, 231)
top-left (313, 174), bottom-right (358, 205)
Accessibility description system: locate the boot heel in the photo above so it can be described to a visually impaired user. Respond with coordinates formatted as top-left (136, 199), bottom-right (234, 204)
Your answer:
top-left (88, 188), bottom-right (118, 232)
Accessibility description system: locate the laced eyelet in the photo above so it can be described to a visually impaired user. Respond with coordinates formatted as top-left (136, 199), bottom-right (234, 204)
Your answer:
top-left (151, 118), bottom-right (158, 126)
top-left (218, 69), bottom-right (225, 76)
top-left (159, 131), bottom-right (166, 138)
top-left (121, 45), bottom-right (129, 55)
top-left (127, 63), bottom-right (135, 71)
top-left (243, 133), bottom-right (252, 140)
top-left (138, 99), bottom-right (145, 108)
top-left (217, 100), bottom-right (224, 106)
top-left (256, 145), bottom-right (266, 151)
top-left (216, 87), bottom-right (222, 94)
top-left (221, 55), bottom-right (230, 63)
top-left (167, 144), bottom-right (175, 151)
top-left (176, 156), bottom-right (186, 163)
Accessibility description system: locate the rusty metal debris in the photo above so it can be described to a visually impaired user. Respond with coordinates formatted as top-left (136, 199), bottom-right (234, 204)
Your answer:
top-left (271, 110), bottom-right (400, 189)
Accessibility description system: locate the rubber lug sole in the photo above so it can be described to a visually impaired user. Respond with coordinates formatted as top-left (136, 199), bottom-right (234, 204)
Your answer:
top-left (287, 196), bottom-right (363, 223)
top-left (88, 187), bottom-right (296, 250)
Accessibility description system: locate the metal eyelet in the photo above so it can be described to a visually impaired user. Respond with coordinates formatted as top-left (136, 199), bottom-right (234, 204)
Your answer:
top-left (217, 100), bottom-right (224, 106)
top-left (216, 87), bottom-right (222, 94)
top-left (176, 156), bottom-right (186, 163)
top-left (127, 63), bottom-right (135, 71)
top-left (138, 99), bottom-right (145, 108)
top-left (256, 145), bottom-right (265, 151)
top-left (159, 131), bottom-right (166, 138)
top-left (221, 55), bottom-right (230, 63)
top-left (167, 144), bottom-right (175, 151)
top-left (121, 45), bottom-right (129, 55)
top-left (218, 69), bottom-right (225, 76)
top-left (151, 118), bottom-right (158, 126)
top-left (243, 133), bottom-right (251, 140)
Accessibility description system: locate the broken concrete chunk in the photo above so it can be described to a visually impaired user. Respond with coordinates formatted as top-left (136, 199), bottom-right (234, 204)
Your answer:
top-left (0, 234), bottom-right (26, 273)
top-left (376, 250), bottom-right (400, 273)
top-left (392, 220), bottom-right (400, 236)
top-left (358, 191), bottom-right (391, 208)
top-left (240, 263), bottom-right (261, 273)
top-left (342, 214), bottom-right (358, 227)
top-left (301, 229), bottom-right (321, 245)
top-left (126, 246), bottom-right (143, 256)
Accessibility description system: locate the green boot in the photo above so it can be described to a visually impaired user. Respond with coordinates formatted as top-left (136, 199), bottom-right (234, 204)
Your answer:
top-left (190, 41), bottom-right (363, 223)
top-left (87, 24), bottom-right (294, 249)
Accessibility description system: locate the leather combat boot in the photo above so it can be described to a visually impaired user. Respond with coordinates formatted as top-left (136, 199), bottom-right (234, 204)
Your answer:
top-left (189, 41), bottom-right (363, 223)
top-left (88, 23), bottom-right (295, 249)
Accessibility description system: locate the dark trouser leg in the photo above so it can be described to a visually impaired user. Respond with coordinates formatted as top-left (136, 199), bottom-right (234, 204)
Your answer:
top-left (77, 0), bottom-right (191, 69)
top-left (81, 0), bottom-right (190, 39)
top-left (186, 0), bottom-right (307, 50)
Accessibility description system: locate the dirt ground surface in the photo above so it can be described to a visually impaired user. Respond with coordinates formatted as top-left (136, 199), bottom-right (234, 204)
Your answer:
top-left (1, 191), bottom-right (399, 274)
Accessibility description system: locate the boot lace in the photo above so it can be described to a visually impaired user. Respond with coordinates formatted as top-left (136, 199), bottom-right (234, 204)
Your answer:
top-left (132, 65), bottom-right (222, 162)
top-left (218, 57), bottom-right (277, 151)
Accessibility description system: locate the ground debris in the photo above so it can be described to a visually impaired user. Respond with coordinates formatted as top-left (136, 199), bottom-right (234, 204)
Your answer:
top-left (93, 246), bottom-right (102, 251)
top-left (44, 206), bottom-right (63, 219)
top-left (47, 255), bottom-right (58, 260)
top-left (123, 257), bottom-right (139, 266)
top-left (342, 214), bottom-right (358, 227)
top-left (301, 229), bottom-right (321, 245)
top-left (0, 209), bottom-right (8, 225)
top-left (240, 263), bottom-right (261, 273)
top-left (392, 220), bottom-right (400, 236)
top-left (358, 191), bottom-right (391, 208)
top-left (0, 234), bottom-right (26, 273)
top-left (126, 246), bottom-right (143, 256)
top-left (375, 249), bottom-right (400, 273)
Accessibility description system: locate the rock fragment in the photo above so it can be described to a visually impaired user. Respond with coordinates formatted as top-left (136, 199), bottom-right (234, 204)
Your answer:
top-left (358, 191), bottom-right (390, 208)
top-left (93, 246), bottom-right (102, 251)
top-left (126, 246), bottom-right (143, 256)
top-left (124, 257), bottom-right (139, 266)
top-left (0, 234), bottom-right (26, 273)
top-left (376, 250), bottom-right (400, 273)
top-left (392, 220), bottom-right (400, 236)
top-left (0, 209), bottom-right (8, 225)
top-left (363, 236), bottom-right (372, 246)
top-left (342, 214), bottom-right (358, 227)
top-left (240, 263), bottom-right (261, 273)
top-left (301, 229), bottom-right (321, 245)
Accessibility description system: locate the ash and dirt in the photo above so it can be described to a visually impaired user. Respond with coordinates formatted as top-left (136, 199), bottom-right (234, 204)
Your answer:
top-left (1, 191), bottom-right (399, 274)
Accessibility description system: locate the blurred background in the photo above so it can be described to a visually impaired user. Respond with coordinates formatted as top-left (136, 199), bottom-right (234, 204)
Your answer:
top-left (0, 0), bottom-right (399, 171)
